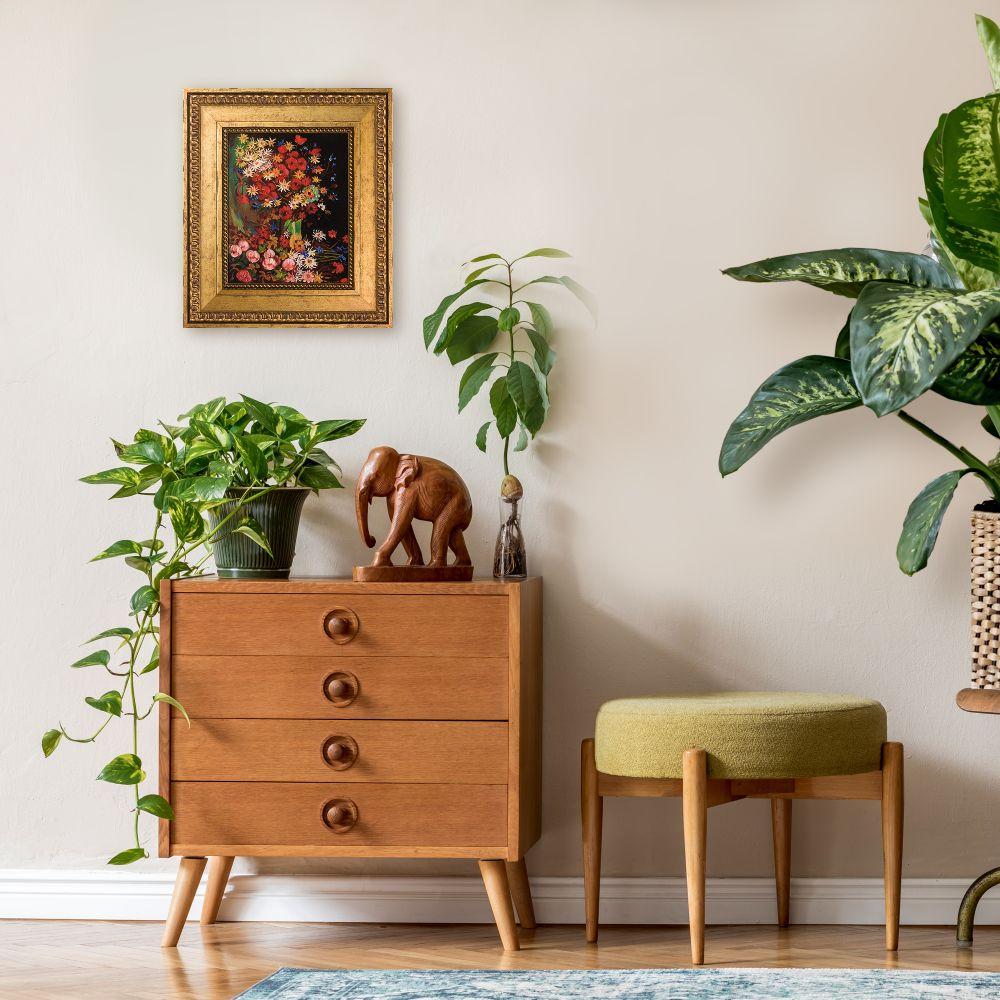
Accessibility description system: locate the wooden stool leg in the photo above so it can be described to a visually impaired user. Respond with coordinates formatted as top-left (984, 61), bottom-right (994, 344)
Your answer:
top-left (582, 738), bottom-right (603, 943)
top-left (771, 799), bottom-right (791, 928)
top-left (161, 856), bottom-right (206, 947)
top-left (200, 856), bottom-right (235, 925)
top-left (479, 860), bottom-right (520, 951)
top-left (506, 858), bottom-right (537, 929)
top-left (682, 748), bottom-right (708, 965)
top-left (881, 741), bottom-right (904, 951)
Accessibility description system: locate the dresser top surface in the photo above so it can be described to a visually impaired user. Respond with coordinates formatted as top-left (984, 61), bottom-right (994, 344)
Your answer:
top-left (168, 576), bottom-right (540, 596)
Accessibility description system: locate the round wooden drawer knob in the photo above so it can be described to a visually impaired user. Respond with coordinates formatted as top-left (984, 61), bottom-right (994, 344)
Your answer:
top-left (322, 735), bottom-right (358, 770)
top-left (323, 671), bottom-right (359, 706)
top-left (322, 798), bottom-right (358, 833)
top-left (323, 608), bottom-right (359, 644)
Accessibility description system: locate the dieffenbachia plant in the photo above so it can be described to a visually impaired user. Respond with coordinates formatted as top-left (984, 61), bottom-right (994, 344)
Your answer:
top-left (423, 249), bottom-right (595, 474)
top-left (721, 13), bottom-right (1000, 576)
top-left (43, 396), bottom-right (364, 865)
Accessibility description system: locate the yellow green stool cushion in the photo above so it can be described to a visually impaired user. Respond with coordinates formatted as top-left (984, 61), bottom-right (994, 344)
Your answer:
top-left (595, 691), bottom-right (886, 780)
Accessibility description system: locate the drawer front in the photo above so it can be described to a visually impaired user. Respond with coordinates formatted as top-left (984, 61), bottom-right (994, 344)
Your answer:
top-left (171, 781), bottom-right (507, 849)
top-left (172, 593), bottom-right (508, 657)
top-left (171, 655), bottom-right (508, 720)
top-left (171, 720), bottom-right (508, 783)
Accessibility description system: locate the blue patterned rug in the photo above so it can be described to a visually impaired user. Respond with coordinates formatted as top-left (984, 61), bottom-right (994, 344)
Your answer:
top-left (235, 967), bottom-right (1000, 998)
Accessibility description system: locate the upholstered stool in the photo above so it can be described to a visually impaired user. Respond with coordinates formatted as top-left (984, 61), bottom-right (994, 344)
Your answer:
top-left (581, 692), bottom-right (903, 964)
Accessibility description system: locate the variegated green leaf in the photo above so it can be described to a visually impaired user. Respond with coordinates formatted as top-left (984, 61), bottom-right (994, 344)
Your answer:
top-left (719, 356), bottom-right (860, 476)
top-left (850, 283), bottom-right (1000, 416)
top-left (943, 95), bottom-right (1000, 232)
top-left (924, 115), bottom-right (1000, 276)
top-left (896, 470), bottom-right (971, 575)
top-left (834, 314), bottom-right (852, 359)
top-left (933, 333), bottom-right (1000, 404)
top-left (979, 13), bottom-right (1000, 91)
top-left (723, 249), bottom-right (956, 298)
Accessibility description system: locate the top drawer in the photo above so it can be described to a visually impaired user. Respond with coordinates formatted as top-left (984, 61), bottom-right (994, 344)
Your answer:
top-left (171, 593), bottom-right (509, 658)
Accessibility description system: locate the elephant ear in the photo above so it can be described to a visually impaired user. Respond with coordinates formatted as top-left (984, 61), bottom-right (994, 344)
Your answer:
top-left (394, 455), bottom-right (421, 490)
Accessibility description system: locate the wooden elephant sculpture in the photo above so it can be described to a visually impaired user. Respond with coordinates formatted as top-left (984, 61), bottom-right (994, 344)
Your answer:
top-left (353, 446), bottom-right (474, 581)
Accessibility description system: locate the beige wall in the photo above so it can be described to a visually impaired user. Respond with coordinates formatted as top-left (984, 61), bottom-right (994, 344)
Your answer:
top-left (2, 0), bottom-right (998, 880)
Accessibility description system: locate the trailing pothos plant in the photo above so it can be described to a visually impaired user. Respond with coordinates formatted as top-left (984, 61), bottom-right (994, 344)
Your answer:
top-left (721, 13), bottom-right (1000, 576)
top-left (43, 396), bottom-right (364, 865)
top-left (422, 248), bottom-right (595, 474)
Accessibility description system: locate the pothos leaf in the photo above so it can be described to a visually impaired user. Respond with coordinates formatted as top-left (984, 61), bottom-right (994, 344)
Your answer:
top-left (97, 753), bottom-right (145, 784)
top-left (896, 470), bottom-right (971, 575)
top-left (107, 847), bottom-right (147, 866)
top-left (137, 793), bottom-right (175, 820)
top-left (153, 693), bottom-right (191, 727)
top-left (85, 690), bottom-right (123, 717)
top-left (72, 649), bottom-right (110, 669)
top-left (42, 729), bottom-right (61, 757)
top-left (234, 517), bottom-right (275, 556)
top-left (719, 356), bottom-right (861, 476)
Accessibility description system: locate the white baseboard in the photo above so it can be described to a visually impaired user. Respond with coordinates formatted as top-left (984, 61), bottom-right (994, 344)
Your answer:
top-left (0, 870), bottom-right (996, 926)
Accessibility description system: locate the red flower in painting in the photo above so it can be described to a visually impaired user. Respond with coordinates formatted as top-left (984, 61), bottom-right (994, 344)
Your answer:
top-left (342, 234), bottom-right (350, 245)
top-left (279, 234), bottom-right (290, 248)
top-left (274, 164), bottom-right (289, 180)
top-left (338, 277), bottom-right (349, 283)
top-left (237, 193), bottom-right (250, 205)
top-left (310, 147), bottom-right (321, 157)
top-left (278, 205), bottom-right (293, 220)
top-left (306, 204), bottom-right (318, 215)
top-left (327, 230), bottom-right (337, 239)
top-left (294, 134), bottom-right (307, 145)
top-left (235, 269), bottom-right (253, 283)
top-left (332, 262), bottom-right (345, 274)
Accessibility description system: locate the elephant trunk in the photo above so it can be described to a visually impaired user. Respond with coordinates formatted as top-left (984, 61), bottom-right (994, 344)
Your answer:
top-left (356, 481), bottom-right (375, 548)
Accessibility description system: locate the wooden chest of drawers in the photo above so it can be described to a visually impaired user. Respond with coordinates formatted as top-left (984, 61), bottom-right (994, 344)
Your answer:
top-left (158, 577), bottom-right (541, 950)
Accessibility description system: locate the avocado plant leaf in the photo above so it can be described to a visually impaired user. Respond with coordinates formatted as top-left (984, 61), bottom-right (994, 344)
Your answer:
top-left (943, 95), bottom-right (1000, 231)
top-left (475, 421), bottom-right (490, 452)
top-left (719, 356), bottom-right (861, 476)
top-left (506, 361), bottom-right (544, 429)
top-left (446, 315), bottom-right (499, 365)
top-left (933, 332), bottom-right (1000, 405)
top-left (524, 275), bottom-right (597, 321)
top-left (850, 283), bottom-right (1000, 416)
top-left (436, 302), bottom-right (492, 355)
top-left (723, 249), bottom-right (957, 298)
top-left (897, 469), bottom-right (972, 575)
top-left (490, 378), bottom-right (517, 439)
top-left (422, 279), bottom-right (493, 349)
top-left (458, 354), bottom-right (498, 412)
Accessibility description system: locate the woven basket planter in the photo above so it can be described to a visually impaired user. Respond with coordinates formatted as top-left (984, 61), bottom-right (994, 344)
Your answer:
top-left (971, 504), bottom-right (1000, 688)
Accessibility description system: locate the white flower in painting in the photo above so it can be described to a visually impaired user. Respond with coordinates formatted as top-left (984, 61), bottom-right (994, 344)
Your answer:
top-left (313, 230), bottom-right (326, 241)
top-left (304, 256), bottom-right (318, 269)
top-left (246, 185), bottom-right (258, 196)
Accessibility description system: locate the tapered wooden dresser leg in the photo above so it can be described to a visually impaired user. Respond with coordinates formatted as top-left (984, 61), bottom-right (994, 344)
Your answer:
top-left (506, 858), bottom-right (537, 929)
top-left (162, 856), bottom-right (207, 947)
top-left (682, 748), bottom-right (708, 965)
top-left (881, 741), bottom-right (904, 951)
top-left (582, 738), bottom-right (603, 943)
top-left (479, 860), bottom-right (520, 951)
top-left (200, 856), bottom-right (235, 925)
top-left (771, 799), bottom-right (791, 928)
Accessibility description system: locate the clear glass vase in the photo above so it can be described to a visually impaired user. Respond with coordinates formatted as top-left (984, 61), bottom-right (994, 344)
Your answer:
top-left (493, 494), bottom-right (527, 580)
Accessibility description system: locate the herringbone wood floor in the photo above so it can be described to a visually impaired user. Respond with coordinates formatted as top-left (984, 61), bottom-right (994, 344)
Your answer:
top-left (1, 922), bottom-right (1000, 999)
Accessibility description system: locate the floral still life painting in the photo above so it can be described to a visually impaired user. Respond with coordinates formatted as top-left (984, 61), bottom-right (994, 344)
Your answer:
top-left (184, 89), bottom-right (391, 328)
top-left (225, 130), bottom-right (352, 289)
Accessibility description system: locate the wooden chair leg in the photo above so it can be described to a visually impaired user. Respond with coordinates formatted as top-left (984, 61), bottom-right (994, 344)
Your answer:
top-left (881, 741), bottom-right (904, 951)
top-left (506, 858), bottom-right (536, 929)
top-left (200, 856), bottom-right (235, 925)
top-left (682, 748), bottom-right (708, 965)
top-left (582, 738), bottom-right (603, 943)
top-left (161, 856), bottom-right (206, 947)
top-left (771, 798), bottom-right (791, 928)
top-left (479, 860), bottom-right (520, 951)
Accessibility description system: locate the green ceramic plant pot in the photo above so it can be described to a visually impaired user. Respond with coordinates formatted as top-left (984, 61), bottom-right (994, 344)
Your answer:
top-left (210, 487), bottom-right (310, 580)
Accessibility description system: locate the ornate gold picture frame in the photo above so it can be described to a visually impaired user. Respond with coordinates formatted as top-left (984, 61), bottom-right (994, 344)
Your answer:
top-left (184, 88), bottom-right (392, 328)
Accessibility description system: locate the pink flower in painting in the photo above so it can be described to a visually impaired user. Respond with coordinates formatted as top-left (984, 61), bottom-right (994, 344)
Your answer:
top-left (238, 239), bottom-right (250, 253)
top-left (281, 258), bottom-right (296, 272)
top-left (235, 269), bottom-right (253, 283)
top-left (261, 256), bottom-right (277, 271)
top-left (246, 250), bottom-right (260, 263)
top-left (301, 271), bottom-right (315, 283)
top-left (229, 244), bottom-right (241, 258)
